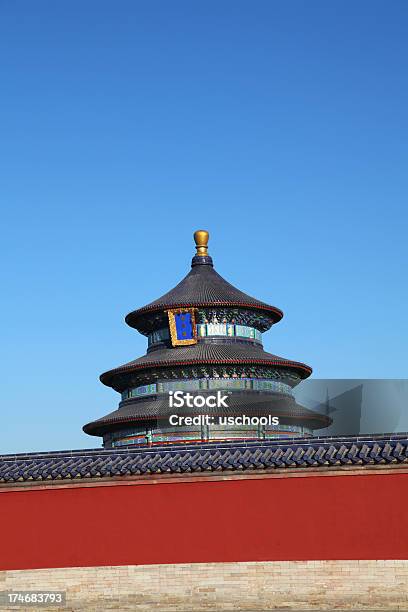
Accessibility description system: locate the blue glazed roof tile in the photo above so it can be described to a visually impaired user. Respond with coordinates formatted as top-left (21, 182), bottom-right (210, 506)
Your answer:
top-left (0, 434), bottom-right (407, 485)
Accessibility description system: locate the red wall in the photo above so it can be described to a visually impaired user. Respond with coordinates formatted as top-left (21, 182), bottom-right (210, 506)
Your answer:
top-left (1, 472), bottom-right (407, 571)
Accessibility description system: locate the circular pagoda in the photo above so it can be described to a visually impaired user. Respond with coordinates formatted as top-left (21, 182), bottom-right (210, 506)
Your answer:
top-left (83, 230), bottom-right (330, 447)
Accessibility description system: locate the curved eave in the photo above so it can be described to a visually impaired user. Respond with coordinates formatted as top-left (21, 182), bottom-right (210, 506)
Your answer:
top-left (83, 407), bottom-right (329, 437)
top-left (100, 357), bottom-right (312, 389)
top-left (125, 301), bottom-right (284, 332)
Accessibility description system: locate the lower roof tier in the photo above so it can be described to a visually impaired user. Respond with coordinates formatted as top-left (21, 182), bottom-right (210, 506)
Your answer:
top-left (100, 341), bottom-right (312, 391)
top-left (83, 391), bottom-right (331, 437)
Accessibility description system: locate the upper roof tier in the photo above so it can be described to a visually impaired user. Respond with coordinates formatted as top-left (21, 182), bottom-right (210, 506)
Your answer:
top-left (125, 230), bottom-right (283, 334)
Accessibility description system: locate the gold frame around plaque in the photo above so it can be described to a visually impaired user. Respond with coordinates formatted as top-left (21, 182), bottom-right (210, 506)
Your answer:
top-left (167, 308), bottom-right (198, 347)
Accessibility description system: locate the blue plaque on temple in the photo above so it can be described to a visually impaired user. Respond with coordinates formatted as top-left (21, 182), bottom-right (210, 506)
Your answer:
top-left (167, 308), bottom-right (198, 346)
top-left (175, 312), bottom-right (193, 340)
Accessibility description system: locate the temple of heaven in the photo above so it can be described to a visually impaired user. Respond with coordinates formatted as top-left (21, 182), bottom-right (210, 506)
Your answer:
top-left (83, 230), bottom-right (330, 447)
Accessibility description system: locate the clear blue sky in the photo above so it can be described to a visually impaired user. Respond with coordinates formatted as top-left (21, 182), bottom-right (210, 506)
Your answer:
top-left (1, 1), bottom-right (407, 453)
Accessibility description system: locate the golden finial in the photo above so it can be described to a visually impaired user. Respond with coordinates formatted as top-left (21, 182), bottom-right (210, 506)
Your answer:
top-left (194, 229), bottom-right (209, 257)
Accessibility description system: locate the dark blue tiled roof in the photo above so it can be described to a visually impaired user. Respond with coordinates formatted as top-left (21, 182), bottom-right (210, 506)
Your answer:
top-left (125, 261), bottom-right (283, 333)
top-left (0, 434), bottom-right (407, 484)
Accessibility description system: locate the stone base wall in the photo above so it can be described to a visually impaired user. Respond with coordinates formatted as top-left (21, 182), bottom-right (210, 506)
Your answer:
top-left (1, 560), bottom-right (408, 611)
